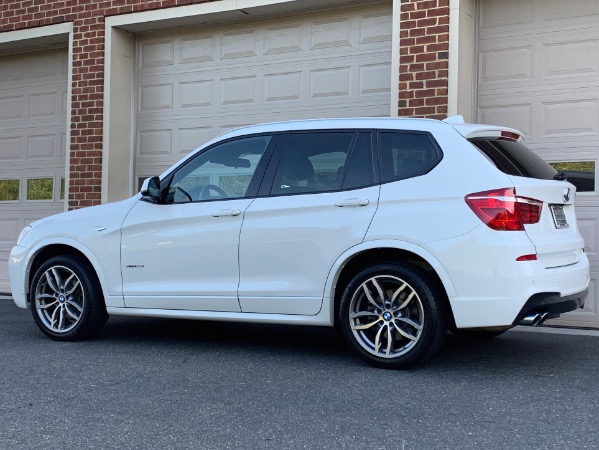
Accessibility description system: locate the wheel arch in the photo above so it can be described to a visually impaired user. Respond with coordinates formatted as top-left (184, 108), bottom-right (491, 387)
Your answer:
top-left (324, 240), bottom-right (456, 326)
top-left (23, 238), bottom-right (111, 306)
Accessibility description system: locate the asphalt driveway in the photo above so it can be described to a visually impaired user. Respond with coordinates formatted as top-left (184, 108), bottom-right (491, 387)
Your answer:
top-left (0, 298), bottom-right (598, 449)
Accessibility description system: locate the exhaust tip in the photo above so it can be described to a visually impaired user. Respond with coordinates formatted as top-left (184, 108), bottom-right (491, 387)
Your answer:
top-left (519, 312), bottom-right (548, 327)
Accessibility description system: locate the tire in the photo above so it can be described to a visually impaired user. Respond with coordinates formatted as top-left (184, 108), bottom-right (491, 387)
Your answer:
top-left (29, 254), bottom-right (108, 341)
top-left (449, 327), bottom-right (511, 340)
top-left (339, 263), bottom-right (447, 369)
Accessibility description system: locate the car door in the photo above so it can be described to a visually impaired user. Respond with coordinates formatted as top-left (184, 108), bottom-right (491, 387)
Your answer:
top-left (121, 134), bottom-right (276, 311)
top-left (238, 131), bottom-right (380, 315)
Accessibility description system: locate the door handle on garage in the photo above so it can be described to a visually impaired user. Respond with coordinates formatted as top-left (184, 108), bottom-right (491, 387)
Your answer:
top-left (212, 209), bottom-right (241, 217)
top-left (334, 198), bottom-right (370, 207)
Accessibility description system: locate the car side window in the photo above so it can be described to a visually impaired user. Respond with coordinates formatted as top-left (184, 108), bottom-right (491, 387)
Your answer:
top-left (166, 135), bottom-right (272, 203)
top-left (271, 132), bottom-right (373, 195)
top-left (379, 132), bottom-right (442, 183)
top-left (341, 132), bottom-right (375, 190)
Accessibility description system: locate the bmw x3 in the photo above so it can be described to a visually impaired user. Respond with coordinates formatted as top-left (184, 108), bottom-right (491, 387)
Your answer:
top-left (9, 117), bottom-right (590, 368)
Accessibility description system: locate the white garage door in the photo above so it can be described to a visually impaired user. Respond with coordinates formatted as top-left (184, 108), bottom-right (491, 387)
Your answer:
top-left (0, 49), bottom-right (68, 293)
top-left (135, 2), bottom-right (393, 182)
top-left (477, 0), bottom-right (599, 327)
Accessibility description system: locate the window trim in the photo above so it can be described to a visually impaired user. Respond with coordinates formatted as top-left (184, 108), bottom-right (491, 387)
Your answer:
top-left (258, 129), bottom-right (379, 198)
top-left (376, 129), bottom-right (444, 184)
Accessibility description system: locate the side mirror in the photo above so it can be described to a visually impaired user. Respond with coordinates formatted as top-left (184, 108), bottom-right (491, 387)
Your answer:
top-left (140, 176), bottom-right (161, 201)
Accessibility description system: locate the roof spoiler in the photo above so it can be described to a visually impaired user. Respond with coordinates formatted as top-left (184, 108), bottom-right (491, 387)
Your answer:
top-left (442, 115), bottom-right (465, 124)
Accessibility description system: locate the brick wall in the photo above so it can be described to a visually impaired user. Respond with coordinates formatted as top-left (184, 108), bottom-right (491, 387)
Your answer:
top-left (1, 0), bottom-right (451, 208)
top-left (398, 0), bottom-right (449, 119)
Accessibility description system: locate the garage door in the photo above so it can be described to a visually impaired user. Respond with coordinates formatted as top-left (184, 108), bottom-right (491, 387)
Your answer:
top-left (134, 2), bottom-right (393, 183)
top-left (477, 0), bottom-right (599, 327)
top-left (0, 49), bottom-right (68, 293)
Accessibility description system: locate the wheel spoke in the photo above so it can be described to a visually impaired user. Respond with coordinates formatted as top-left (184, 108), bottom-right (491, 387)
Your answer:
top-left (349, 311), bottom-right (379, 319)
top-left (351, 318), bottom-right (381, 331)
top-left (390, 282), bottom-right (408, 307)
top-left (396, 317), bottom-right (422, 331)
top-left (64, 273), bottom-right (79, 295)
top-left (36, 293), bottom-right (56, 300)
top-left (51, 268), bottom-right (64, 292)
top-left (370, 278), bottom-right (386, 306)
top-left (392, 321), bottom-right (418, 341)
top-left (50, 306), bottom-right (59, 330)
top-left (37, 300), bottom-right (58, 310)
top-left (66, 300), bottom-right (83, 313)
top-left (44, 272), bottom-right (60, 295)
top-left (396, 291), bottom-right (416, 311)
top-left (385, 324), bottom-right (393, 356)
top-left (362, 284), bottom-right (382, 310)
top-left (65, 304), bottom-right (80, 320)
top-left (57, 306), bottom-right (64, 330)
top-left (374, 325), bottom-right (384, 354)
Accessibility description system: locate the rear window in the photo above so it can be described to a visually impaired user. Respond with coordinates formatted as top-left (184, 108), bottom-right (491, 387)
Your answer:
top-left (470, 139), bottom-right (557, 180)
top-left (380, 132), bottom-right (442, 183)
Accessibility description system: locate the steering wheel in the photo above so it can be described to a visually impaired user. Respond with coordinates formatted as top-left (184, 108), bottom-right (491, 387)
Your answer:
top-left (199, 184), bottom-right (229, 200)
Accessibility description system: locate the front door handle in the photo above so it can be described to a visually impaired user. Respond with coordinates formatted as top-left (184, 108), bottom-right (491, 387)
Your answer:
top-left (334, 198), bottom-right (370, 207)
top-left (212, 209), bottom-right (241, 217)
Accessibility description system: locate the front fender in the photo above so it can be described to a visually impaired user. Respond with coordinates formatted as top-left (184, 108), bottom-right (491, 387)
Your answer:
top-left (322, 239), bottom-right (456, 325)
top-left (21, 237), bottom-right (124, 308)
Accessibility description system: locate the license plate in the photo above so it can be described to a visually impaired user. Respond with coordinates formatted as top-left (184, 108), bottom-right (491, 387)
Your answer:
top-left (550, 204), bottom-right (569, 229)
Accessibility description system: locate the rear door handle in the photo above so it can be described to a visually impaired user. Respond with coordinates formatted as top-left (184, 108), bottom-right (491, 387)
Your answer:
top-left (334, 198), bottom-right (370, 207)
top-left (212, 209), bottom-right (241, 217)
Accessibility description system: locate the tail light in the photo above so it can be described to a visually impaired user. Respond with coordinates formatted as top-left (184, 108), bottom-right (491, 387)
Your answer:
top-left (465, 188), bottom-right (542, 231)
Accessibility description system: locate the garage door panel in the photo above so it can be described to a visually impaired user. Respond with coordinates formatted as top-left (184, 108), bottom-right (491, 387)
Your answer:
top-left (479, 30), bottom-right (599, 93)
top-left (138, 4), bottom-right (391, 76)
top-left (137, 53), bottom-right (391, 122)
top-left (478, 89), bottom-right (599, 139)
top-left (480, 0), bottom-right (599, 39)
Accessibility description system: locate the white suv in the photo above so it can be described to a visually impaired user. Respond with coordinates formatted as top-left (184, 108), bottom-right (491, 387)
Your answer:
top-left (9, 117), bottom-right (590, 369)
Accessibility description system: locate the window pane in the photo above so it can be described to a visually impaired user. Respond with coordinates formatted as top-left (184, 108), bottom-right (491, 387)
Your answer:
top-left (341, 132), bottom-right (375, 190)
top-left (272, 132), bottom-right (354, 195)
top-left (167, 135), bottom-right (272, 203)
top-left (0, 179), bottom-right (20, 201)
top-left (470, 139), bottom-right (557, 180)
top-left (380, 133), bottom-right (442, 183)
top-left (60, 178), bottom-right (65, 200)
top-left (550, 161), bottom-right (595, 192)
top-left (27, 178), bottom-right (54, 200)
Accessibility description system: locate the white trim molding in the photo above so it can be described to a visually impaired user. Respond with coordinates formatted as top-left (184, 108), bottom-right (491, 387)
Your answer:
top-left (448, 0), bottom-right (475, 122)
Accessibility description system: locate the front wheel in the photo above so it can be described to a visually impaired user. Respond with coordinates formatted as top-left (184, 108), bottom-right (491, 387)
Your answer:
top-left (339, 263), bottom-right (447, 369)
top-left (30, 254), bottom-right (108, 341)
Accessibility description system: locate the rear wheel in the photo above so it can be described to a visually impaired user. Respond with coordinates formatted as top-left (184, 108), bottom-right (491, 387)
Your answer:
top-left (30, 255), bottom-right (108, 341)
top-left (339, 263), bottom-right (447, 369)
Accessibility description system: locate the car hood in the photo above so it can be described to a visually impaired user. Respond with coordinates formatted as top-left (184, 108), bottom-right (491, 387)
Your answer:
top-left (20, 196), bottom-right (141, 249)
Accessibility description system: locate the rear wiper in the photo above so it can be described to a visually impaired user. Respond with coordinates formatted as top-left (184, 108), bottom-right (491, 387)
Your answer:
top-left (553, 172), bottom-right (567, 181)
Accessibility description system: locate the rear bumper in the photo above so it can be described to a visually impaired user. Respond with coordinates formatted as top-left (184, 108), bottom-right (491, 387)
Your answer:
top-left (513, 289), bottom-right (588, 325)
top-left (429, 226), bottom-right (590, 329)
